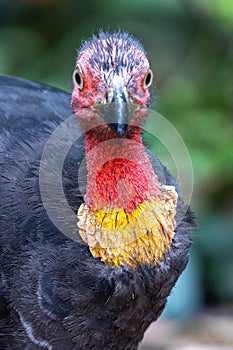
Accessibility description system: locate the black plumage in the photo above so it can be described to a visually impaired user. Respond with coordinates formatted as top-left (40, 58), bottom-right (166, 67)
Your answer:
top-left (0, 70), bottom-right (194, 349)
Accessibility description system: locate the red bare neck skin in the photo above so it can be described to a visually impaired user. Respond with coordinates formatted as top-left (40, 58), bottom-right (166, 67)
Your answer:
top-left (83, 124), bottom-right (161, 213)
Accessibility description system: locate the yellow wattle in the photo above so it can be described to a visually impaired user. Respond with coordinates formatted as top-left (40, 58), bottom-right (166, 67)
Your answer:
top-left (77, 185), bottom-right (178, 268)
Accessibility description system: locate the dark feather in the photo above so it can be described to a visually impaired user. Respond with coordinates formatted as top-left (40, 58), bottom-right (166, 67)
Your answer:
top-left (0, 75), bottom-right (194, 350)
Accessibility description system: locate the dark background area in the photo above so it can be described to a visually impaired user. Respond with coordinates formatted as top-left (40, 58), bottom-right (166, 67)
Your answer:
top-left (0, 0), bottom-right (232, 348)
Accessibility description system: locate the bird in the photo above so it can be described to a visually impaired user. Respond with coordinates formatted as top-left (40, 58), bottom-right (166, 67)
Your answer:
top-left (0, 31), bottom-right (194, 349)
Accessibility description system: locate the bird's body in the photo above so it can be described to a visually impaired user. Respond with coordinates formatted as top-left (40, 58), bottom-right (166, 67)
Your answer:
top-left (0, 32), bottom-right (194, 349)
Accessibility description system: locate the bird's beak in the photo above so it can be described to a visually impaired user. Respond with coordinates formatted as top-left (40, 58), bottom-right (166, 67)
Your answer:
top-left (106, 76), bottom-right (129, 137)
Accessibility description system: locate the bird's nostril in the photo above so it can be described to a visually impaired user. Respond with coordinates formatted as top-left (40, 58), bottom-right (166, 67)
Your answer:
top-left (104, 94), bottom-right (108, 104)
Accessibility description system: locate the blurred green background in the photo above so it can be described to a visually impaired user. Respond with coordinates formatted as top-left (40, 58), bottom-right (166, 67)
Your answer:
top-left (0, 0), bottom-right (232, 345)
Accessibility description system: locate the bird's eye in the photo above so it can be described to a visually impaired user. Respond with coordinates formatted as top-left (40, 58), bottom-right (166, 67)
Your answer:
top-left (73, 68), bottom-right (84, 90)
top-left (143, 69), bottom-right (153, 89)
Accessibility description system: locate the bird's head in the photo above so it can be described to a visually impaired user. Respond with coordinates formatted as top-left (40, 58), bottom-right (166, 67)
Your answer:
top-left (71, 31), bottom-right (153, 136)
top-left (74, 32), bottom-right (178, 268)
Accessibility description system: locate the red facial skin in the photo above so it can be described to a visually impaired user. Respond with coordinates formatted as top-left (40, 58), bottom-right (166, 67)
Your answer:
top-left (71, 41), bottom-right (161, 213)
top-left (71, 45), bottom-right (151, 111)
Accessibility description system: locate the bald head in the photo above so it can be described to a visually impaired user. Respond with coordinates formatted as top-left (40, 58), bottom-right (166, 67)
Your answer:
top-left (71, 31), bottom-right (153, 112)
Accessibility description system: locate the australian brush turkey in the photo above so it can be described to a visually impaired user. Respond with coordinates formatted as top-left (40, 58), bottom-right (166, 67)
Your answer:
top-left (0, 31), bottom-right (194, 349)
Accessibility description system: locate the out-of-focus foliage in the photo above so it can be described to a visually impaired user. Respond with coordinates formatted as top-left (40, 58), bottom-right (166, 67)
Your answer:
top-left (0, 0), bottom-right (232, 311)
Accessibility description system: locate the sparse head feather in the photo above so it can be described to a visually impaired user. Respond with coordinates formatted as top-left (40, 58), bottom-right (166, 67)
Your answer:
top-left (79, 31), bottom-right (147, 73)
top-left (72, 31), bottom-right (153, 109)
